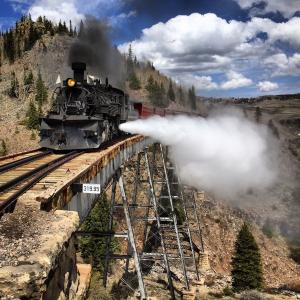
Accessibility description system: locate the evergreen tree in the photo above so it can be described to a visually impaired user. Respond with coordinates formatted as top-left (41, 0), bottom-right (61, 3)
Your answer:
top-left (146, 76), bottom-right (165, 107)
top-left (79, 194), bottom-right (118, 271)
top-left (9, 72), bottom-right (19, 98)
top-left (160, 82), bottom-right (168, 107)
top-left (178, 86), bottom-right (185, 105)
top-left (4, 29), bottom-right (15, 63)
top-left (129, 71), bottom-right (141, 90)
top-left (0, 140), bottom-right (7, 156)
top-left (78, 20), bottom-right (84, 37)
top-left (188, 85), bottom-right (197, 110)
top-left (25, 101), bottom-right (39, 129)
top-left (168, 80), bottom-right (175, 102)
top-left (16, 38), bottom-right (21, 58)
top-left (63, 21), bottom-right (68, 33)
top-left (26, 21), bottom-right (40, 50)
top-left (134, 55), bottom-right (138, 67)
top-left (35, 70), bottom-right (48, 107)
top-left (44, 17), bottom-right (54, 34)
top-left (126, 44), bottom-right (134, 78)
top-left (231, 223), bottom-right (263, 292)
top-left (146, 75), bottom-right (154, 92)
top-left (57, 21), bottom-right (64, 34)
top-left (255, 107), bottom-right (262, 123)
top-left (24, 70), bottom-right (34, 85)
top-left (69, 20), bottom-right (73, 36)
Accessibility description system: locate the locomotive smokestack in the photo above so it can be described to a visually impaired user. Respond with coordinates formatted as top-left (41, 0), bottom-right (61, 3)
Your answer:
top-left (72, 62), bottom-right (86, 83)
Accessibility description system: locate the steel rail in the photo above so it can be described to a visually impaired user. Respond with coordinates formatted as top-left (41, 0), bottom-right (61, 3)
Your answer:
top-left (0, 151), bottom-right (82, 214)
top-left (0, 152), bottom-right (77, 193)
top-left (0, 148), bottom-right (43, 163)
top-left (0, 150), bottom-right (52, 174)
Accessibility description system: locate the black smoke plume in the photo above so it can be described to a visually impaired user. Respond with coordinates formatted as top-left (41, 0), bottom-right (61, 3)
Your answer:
top-left (68, 18), bottom-right (125, 87)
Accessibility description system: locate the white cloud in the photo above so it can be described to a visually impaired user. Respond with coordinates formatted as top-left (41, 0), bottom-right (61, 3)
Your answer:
top-left (264, 17), bottom-right (300, 48)
top-left (27, 0), bottom-right (126, 27)
top-left (109, 10), bottom-right (137, 27)
top-left (119, 13), bottom-right (300, 81)
top-left (221, 71), bottom-right (253, 89)
top-left (176, 71), bottom-right (253, 92)
top-left (234, 0), bottom-right (300, 18)
top-left (257, 81), bottom-right (279, 92)
top-left (176, 74), bottom-right (218, 91)
top-left (119, 13), bottom-right (253, 72)
top-left (29, 0), bottom-right (85, 27)
top-left (264, 52), bottom-right (300, 76)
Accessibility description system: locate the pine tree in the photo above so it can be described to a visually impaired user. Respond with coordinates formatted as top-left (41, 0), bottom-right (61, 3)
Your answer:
top-left (24, 70), bottom-right (34, 85)
top-left (0, 140), bottom-right (7, 156)
top-left (134, 55), bottom-right (138, 67)
top-left (43, 17), bottom-right (54, 34)
top-left (26, 21), bottom-right (40, 51)
top-left (146, 75), bottom-right (154, 92)
top-left (79, 194), bottom-right (118, 271)
top-left (9, 72), bottom-right (19, 98)
top-left (146, 76), bottom-right (165, 107)
top-left (188, 85), bottom-right (197, 110)
top-left (25, 101), bottom-right (40, 129)
top-left (35, 70), bottom-right (48, 107)
top-left (127, 44), bottom-right (134, 78)
top-left (63, 21), bottom-right (68, 33)
top-left (160, 82), bottom-right (168, 107)
top-left (231, 223), bottom-right (263, 292)
top-left (57, 21), bottom-right (64, 34)
top-left (129, 71), bottom-right (141, 90)
top-left (178, 86), bottom-right (185, 105)
top-left (69, 20), bottom-right (73, 36)
top-left (78, 20), bottom-right (84, 37)
top-left (4, 29), bottom-right (15, 63)
top-left (255, 107), bottom-right (262, 123)
top-left (168, 80), bottom-right (175, 102)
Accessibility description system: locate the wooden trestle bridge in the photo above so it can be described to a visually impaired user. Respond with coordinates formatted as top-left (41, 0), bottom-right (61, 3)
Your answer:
top-left (0, 135), bottom-right (206, 300)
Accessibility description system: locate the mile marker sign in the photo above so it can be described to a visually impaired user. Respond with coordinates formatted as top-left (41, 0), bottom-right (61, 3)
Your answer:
top-left (82, 184), bottom-right (101, 194)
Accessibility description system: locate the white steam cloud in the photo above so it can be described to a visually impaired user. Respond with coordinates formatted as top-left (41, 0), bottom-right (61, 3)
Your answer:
top-left (120, 112), bottom-right (278, 200)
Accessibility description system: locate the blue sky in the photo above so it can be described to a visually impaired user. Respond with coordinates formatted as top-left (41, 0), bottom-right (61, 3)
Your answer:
top-left (1, 0), bottom-right (300, 97)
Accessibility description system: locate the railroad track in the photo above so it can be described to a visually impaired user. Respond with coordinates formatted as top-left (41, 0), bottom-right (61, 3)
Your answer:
top-left (0, 150), bottom-right (83, 217)
top-left (0, 148), bottom-right (44, 164)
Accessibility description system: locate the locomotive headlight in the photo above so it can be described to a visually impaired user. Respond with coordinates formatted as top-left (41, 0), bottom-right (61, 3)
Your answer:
top-left (67, 78), bottom-right (76, 87)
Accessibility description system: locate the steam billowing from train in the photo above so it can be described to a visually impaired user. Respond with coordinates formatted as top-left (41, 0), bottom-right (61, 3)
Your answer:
top-left (120, 111), bottom-right (279, 200)
top-left (68, 19), bottom-right (125, 87)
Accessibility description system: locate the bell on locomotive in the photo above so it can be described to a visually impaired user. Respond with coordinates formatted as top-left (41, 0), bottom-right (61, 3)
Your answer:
top-left (39, 62), bottom-right (130, 150)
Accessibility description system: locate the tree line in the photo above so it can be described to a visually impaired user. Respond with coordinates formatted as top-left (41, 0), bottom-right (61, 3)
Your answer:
top-left (0, 14), bottom-right (76, 64)
top-left (125, 44), bottom-right (198, 110)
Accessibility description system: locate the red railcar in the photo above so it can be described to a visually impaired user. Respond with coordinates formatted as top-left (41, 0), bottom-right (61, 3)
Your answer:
top-left (133, 103), bottom-right (165, 119)
top-left (133, 102), bottom-right (201, 119)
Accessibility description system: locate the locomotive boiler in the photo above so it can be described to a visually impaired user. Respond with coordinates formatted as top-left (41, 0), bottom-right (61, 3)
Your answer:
top-left (40, 62), bottom-right (134, 150)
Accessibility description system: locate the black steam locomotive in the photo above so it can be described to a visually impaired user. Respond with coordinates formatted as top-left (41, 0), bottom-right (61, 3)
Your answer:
top-left (40, 63), bottom-right (136, 150)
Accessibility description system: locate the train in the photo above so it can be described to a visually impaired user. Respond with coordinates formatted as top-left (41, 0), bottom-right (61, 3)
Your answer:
top-left (40, 62), bottom-right (194, 150)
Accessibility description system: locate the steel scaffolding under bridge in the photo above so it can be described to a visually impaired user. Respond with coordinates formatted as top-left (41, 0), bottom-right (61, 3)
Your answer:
top-left (65, 138), bottom-right (204, 300)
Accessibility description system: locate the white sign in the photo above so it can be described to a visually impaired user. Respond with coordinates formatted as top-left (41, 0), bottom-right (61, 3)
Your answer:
top-left (82, 184), bottom-right (101, 194)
